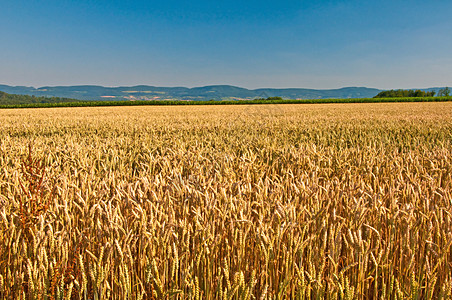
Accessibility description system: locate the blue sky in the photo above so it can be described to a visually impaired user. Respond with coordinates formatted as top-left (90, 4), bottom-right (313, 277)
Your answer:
top-left (1, 0), bottom-right (451, 89)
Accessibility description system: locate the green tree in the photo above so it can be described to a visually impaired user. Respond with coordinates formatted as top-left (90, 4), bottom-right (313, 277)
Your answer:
top-left (438, 87), bottom-right (450, 97)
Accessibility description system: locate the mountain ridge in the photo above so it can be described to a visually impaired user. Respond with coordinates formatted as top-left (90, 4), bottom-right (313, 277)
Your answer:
top-left (0, 84), bottom-right (447, 101)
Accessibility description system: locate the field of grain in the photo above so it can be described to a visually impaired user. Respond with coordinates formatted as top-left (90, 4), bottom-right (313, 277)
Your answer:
top-left (0, 102), bottom-right (451, 299)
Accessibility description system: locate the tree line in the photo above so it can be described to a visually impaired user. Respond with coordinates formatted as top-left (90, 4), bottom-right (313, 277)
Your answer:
top-left (374, 87), bottom-right (450, 98)
top-left (0, 91), bottom-right (79, 105)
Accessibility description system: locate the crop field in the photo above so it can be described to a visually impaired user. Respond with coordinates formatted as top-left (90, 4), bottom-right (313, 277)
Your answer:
top-left (1, 96), bottom-right (452, 109)
top-left (0, 102), bottom-right (451, 299)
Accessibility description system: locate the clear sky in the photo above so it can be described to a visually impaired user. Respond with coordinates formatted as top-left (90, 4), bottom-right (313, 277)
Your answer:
top-left (1, 0), bottom-right (451, 89)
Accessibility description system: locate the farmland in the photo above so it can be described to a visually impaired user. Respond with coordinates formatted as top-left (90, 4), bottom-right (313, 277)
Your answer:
top-left (0, 102), bottom-right (451, 299)
top-left (0, 95), bottom-right (451, 109)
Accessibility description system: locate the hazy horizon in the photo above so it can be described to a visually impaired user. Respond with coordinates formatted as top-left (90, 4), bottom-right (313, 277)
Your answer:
top-left (1, 0), bottom-right (451, 90)
top-left (2, 83), bottom-right (450, 92)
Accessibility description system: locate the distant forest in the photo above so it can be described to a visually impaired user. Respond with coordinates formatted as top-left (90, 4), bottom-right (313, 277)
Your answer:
top-left (0, 91), bottom-right (79, 105)
top-left (374, 88), bottom-right (450, 98)
top-left (374, 89), bottom-right (435, 98)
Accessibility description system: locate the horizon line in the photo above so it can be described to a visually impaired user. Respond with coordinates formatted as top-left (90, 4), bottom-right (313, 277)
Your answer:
top-left (3, 83), bottom-right (449, 91)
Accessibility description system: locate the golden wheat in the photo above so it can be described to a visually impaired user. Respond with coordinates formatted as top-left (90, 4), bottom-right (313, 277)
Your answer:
top-left (0, 102), bottom-right (451, 299)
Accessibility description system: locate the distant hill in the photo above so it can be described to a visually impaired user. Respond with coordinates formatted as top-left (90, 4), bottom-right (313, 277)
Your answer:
top-left (0, 90), bottom-right (79, 105)
top-left (0, 84), bottom-right (383, 101)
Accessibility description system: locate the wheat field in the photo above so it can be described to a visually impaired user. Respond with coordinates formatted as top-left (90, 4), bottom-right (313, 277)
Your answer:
top-left (0, 102), bottom-right (451, 299)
